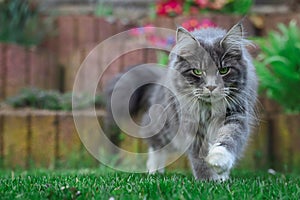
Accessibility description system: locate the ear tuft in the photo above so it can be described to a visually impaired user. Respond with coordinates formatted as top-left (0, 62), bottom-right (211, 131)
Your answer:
top-left (176, 27), bottom-right (199, 45)
top-left (172, 27), bottom-right (201, 57)
top-left (220, 22), bottom-right (244, 56)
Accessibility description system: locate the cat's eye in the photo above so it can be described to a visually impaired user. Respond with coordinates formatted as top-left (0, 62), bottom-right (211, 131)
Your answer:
top-left (192, 69), bottom-right (203, 76)
top-left (219, 67), bottom-right (230, 75)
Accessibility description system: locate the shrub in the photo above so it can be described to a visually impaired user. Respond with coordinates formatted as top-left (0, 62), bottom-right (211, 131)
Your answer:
top-left (255, 21), bottom-right (300, 113)
top-left (6, 88), bottom-right (105, 111)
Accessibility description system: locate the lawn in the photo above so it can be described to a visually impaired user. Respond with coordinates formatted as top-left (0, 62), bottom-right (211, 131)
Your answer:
top-left (0, 168), bottom-right (299, 200)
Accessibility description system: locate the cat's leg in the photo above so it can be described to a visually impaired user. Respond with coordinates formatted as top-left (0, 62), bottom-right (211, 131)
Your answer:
top-left (146, 147), bottom-right (167, 174)
top-left (205, 122), bottom-right (249, 179)
top-left (188, 155), bottom-right (213, 180)
top-left (188, 154), bottom-right (229, 181)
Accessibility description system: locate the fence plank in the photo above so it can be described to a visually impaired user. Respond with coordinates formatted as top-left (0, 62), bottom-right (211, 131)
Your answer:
top-left (45, 52), bottom-right (59, 90)
top-left (3, 113), bottom-right (28, 168)
top-left (30, 111), bottom-right (56, 168)
top-left (65, 49), bottom-right (82, 91)
top-left (5, 45), bottom-right (27, 97)
top-left (77, 15), bottom-right (96, 49)
top-left (0, 115), bottom-right (3, 167)
top-left (290, 115), bottom-right (300, 173)
top-left (57, 16), bottom-right (76, 67)
top-left (0, 44), bottom-right (6, 100)
top-left (95, 18), bottom-right (115, 42)
top-left (73, 114), bottom-right (100, 166)
top-left (81, 46), bottom-right (104, 93)
top-left (98, 39), bottom-right (123, 88)
top-left (272, 115), bottom-right (292, 172)
top-left (57, 113), bottom-right (84, 168)
top-left (146, 49), bottom-right (159, 64)
top-left (238, 119), bottom-right (270, 170)
top-left (122, 40), bottom-right (146, 70)
top-left (29, 48), bottom-right (44, 89)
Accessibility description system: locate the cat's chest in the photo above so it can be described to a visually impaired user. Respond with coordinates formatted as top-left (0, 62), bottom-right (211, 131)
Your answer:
top-left (198, 105), bottom-right (224, 137)
top-left (199, 109), bottom-right (212, 126)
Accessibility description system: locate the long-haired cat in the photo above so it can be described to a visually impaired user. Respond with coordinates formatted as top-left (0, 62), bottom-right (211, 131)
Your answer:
top-left (105, 22), bottom-right (258, 181)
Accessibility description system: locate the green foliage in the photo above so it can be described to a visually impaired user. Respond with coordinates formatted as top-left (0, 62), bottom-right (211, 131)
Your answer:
top-left (6, 88), bottom-right (105, 111)
top-left (94, 0), bottom-right (113, 17)
top-left (156, 51), bottom-right (169, 66)
top-left (254, 21), bottom-right (300, 113)
top-left (223, 0), bottom-right (253, 15)
top-left (0, 170), bottom-right (300, 199)
top-left (0, 0), bottom-right (50, 46)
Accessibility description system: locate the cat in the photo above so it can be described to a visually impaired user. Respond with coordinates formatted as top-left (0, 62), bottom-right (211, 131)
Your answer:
top-left (105, 22), bottom-right (258, 181)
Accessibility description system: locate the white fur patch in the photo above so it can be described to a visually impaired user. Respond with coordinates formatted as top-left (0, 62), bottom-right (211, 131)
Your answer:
top-left (146, 147), bottom-right (167, 174)
top-left (205, 145), bottom-right (235, 175)
top-left (211, 172), bottom-right (229, 182)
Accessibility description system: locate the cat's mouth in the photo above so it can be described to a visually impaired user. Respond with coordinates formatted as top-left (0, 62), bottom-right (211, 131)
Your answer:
top-left (192, 89), bottom-right (225, 103)
top-left (194, 94), bottom-right (224, 103)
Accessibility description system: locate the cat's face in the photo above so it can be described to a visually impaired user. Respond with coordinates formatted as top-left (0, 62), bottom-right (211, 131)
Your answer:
top-left (170, 23), bottom-right (247, 103)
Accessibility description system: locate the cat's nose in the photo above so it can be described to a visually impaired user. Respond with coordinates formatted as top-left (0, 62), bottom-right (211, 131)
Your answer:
top-left (206, 85), bottom-right (217, 92)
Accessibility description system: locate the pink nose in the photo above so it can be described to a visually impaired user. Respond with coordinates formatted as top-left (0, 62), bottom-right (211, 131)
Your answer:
top-left (206, 86), bottom-right (217, 92)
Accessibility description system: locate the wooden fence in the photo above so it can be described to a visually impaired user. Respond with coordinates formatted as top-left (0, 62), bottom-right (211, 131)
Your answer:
top-left (0, 14), bottom-right (256, 99)
top-left (1, 13), bottom-right (299, 99)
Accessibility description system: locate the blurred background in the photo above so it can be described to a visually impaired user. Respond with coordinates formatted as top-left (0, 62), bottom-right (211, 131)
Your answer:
top-left (0, 0), bottom-right (299, 173)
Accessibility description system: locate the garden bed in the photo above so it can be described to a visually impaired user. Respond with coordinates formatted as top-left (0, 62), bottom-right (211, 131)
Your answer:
top-left (0, 108), bottom-right (271, 171)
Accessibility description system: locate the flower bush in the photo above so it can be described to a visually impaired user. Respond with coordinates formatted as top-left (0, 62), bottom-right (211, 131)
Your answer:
top-left (156, 0), bottom-right (183, 17)
top-left (154, 0), bottom-right (253, 17)
top-left (181, 18), bottom-right (216, 31)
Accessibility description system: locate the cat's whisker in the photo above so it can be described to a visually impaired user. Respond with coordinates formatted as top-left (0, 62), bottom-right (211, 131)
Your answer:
top-left (225, 93), bottom-right (260, 123)
top-left (154, 90), bottom-right (197, 124)
top-left (167, 95), bottom-right (199, 122)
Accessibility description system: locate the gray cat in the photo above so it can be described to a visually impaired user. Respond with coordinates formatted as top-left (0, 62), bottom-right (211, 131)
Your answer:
top-left (105, 22), bottom-right (258, 181)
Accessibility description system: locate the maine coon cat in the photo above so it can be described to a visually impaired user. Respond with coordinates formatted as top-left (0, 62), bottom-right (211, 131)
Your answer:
top-left (105, 22), bottom-right (258, 181)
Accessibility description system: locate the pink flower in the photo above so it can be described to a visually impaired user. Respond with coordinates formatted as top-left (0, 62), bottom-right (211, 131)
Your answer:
top-left (156, 0), bottom-right (183, 17)
top-left (181, 18), bottom-right (216, 32)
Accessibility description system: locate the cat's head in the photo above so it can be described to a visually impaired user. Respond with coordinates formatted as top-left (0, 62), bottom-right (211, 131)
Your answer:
top-left (169, 22), bottom-right (249, 103)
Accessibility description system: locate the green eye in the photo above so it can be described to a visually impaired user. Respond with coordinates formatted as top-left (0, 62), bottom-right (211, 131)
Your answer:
top-left (192, 69), bottom-right (203, 76)
top-left (219, 67), bottom-right (230, 75)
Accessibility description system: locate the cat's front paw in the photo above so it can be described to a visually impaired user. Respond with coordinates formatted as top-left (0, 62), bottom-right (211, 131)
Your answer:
top-left (205, 145), bottom-right (235, 174)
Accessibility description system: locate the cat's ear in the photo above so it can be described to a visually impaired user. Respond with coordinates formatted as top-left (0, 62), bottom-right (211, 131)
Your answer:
top-left (176, 27), bottom-right (200, 45)
top-left (173, 27), bottom-right (200, 57)
top-left (220, 22), bottom-right (244, 56)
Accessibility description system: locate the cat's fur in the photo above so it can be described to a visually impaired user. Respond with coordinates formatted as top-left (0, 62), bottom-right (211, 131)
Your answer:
top-left (105, 22), bottom-right (258, 181)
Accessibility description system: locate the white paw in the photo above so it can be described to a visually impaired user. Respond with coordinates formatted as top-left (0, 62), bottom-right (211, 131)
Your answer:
top-left (147, 159), bottom-right (165, 174)
top-left (146, 147), bottom-right (166, 174)
top-left (211, 172), bottom-right (229, 182)
top-left (205, 145), bottom-right (235, 175)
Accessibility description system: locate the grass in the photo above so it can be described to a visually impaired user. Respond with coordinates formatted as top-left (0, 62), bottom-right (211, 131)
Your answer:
top-left (0, 168), bottom-right (300, 200)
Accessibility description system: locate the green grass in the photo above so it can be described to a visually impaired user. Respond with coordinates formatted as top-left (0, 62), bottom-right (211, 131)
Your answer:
top-left (0, 169), bottom-right (299, 199)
